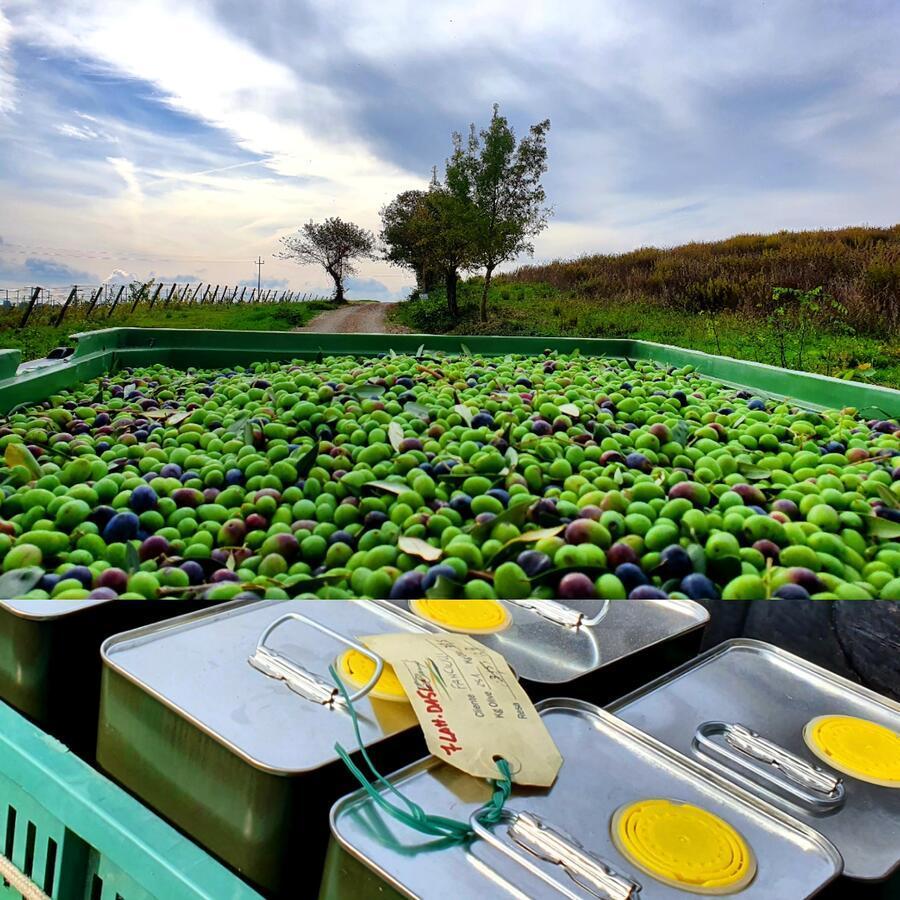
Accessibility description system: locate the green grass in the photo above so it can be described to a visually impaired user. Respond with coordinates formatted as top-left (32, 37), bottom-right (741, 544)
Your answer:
top-left (391, 282), bottom-right (900, 390)
top-left (0, 300), bottom-right (336, 361)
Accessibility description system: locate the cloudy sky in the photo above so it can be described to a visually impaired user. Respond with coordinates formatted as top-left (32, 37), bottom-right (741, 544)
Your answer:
top-left (1, 1), bottom-right (899, 299)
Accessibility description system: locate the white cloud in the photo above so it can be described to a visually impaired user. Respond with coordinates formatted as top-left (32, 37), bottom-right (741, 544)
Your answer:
top-left (106, 156), bottom-right (144, 203)
top-left (0, 10), bottom-right (15, 115)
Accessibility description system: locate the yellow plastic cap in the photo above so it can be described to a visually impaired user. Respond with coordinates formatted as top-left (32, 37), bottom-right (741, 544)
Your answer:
top-left (804, 715), bottom-right (900, 788)
top-left (611, 799), bottom-right (756, 895)
top-left (336, 649), bottom-right (409, 703)
top-left (409, 599), bottom-right (511, 634)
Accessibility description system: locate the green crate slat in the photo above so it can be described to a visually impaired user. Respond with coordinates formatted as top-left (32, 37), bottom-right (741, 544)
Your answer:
top-left (0, 700), bottom-right (262, 900)
top-left (0, 328), bottom-right (896, 417)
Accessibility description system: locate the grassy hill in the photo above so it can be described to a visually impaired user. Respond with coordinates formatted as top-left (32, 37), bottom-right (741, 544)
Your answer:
top-left (391, 225), bottom-right (900, 389)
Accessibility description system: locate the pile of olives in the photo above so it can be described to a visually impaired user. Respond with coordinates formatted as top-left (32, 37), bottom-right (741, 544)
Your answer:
top-left (0, 350), bottom-right (896, 600)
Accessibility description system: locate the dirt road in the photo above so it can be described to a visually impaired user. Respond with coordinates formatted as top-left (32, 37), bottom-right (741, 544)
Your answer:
top-left (296, 302), bottom-right (409, 333)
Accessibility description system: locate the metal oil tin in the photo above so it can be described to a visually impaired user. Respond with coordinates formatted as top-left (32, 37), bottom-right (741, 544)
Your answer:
top-left (323, 697), bottom-right (842, 899)
top-left (97, 599), bottom-right (442, 897)
top-left (0, 599), bottom-right (204, 757)
top-left (378, 598), bottom-right (709, 704)
top-left (609, 639), bottom-right (900, 889)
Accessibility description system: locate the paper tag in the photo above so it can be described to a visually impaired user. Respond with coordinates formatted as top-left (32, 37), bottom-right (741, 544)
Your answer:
top-left (362, 632), bottom-right (562, 787)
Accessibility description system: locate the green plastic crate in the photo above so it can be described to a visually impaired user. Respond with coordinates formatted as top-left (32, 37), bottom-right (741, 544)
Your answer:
top-left (0, 327), bottom-right (896, 416)
top-left (0, 700), bottom-right (261, 900)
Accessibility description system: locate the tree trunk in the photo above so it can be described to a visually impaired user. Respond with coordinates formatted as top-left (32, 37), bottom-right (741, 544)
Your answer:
top-left (479, 266), bottom-right (494, 322)
top-left (327, 266), bottom-right (345, 304)
top-left (445, 268), bottom-right (458, 317)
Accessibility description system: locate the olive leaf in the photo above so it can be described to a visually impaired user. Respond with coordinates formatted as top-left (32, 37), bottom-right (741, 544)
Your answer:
top-left (868, 517), bottom-right (900, 539)
top-left (169, 410), bottom-right (194, 426)
top-left (388, 422), bottom-right (405, 451)
top-left (504, 447), bottom-right (518, 472)
top-left (671, 421), bottom-right (689, 446)
top-left (93, 385), bottom-right (105, 404)
top-left (559, 403), bottom-right (580, 418)
top-left (364, 480), bottom-right (408, 495)
top-left (388, 348), bottom-right (397, 358)
top-left (124, 541), bottom-right (140, 574)
top-left (355, 383), bottom-right (386, 400)
top-left (296, 442), bottom-right (320, 477)
top-left (397, 536), bottom-right (442, 562)
top-left (415, 343), bottom-right (426, 358)
top-left (872, 483), bottom-right (899, 510)
top-left (0, 566), bottom-right (43, 598)
top-left (403, 401), bottom-right (430, 420)
top-left (454, 404), bottom-right (474, 425)
top-left (4, 443), bottom-right (42, 480)
top-left (737, 462), bottom-right (770, 481)
top-left (460, 343), bottom-right (472, 356)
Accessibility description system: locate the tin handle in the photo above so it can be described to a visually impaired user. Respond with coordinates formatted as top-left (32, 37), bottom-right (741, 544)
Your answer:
top-left (505, 598), bottom-right (610, 628)
top-left (693, 722), bottom-right (844, 812)
top-left (469, 809), bottom-right (640, 900)
top-left (249, 612), bottom-right (385, 706)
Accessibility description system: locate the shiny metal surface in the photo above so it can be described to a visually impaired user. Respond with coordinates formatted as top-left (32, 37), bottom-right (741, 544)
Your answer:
top-left (100, 599), bottom-right (433, 774)
top-left (0, 599), bottom-right (110, 619)
top-left (378, 599), bottom-right (708, 684)
top-left (610, 639), bottom-right (900, 880)
top-left (329, 698), bottom-right (842, 898)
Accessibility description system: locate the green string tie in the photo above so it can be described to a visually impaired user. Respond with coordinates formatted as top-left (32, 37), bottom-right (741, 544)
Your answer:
top-left (330, 663), bottom-right (512, 843)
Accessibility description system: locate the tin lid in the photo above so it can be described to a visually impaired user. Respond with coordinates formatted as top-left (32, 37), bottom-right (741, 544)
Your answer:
top-left (100, 599), bottom-right (434, 775)
top-left (1, 599), bottom-right (111, 620)
top-left (329, 698), bottom-right (841, 899)
top-left (377, 598), bottom-right (708, 685)
top-left (609, 639), bottom-right (900, 880)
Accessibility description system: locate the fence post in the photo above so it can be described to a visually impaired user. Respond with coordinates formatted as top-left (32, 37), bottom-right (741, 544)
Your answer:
top-left (239, 286), bottom-right (246, 303)
top-left (188, 284), bottom-right (202, 305)
top-left (107, 284), bottom-right (125, 317)
top-left (147, 283), bottom-right (163, 310)
top-left (19, 286), bottom-right (42, 328)
top-left (54, 285), bottom-right (79, 328)
top-left (86, 286), bottom-right (103, 316)
top-left (130, 283), bottom-right (148, 313)
top-left (208, 285), bottom-right (219, 304)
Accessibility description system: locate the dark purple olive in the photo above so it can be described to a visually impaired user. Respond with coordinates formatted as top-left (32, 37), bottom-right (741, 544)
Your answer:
top-left (102, 511), bottom-right (139, 542)
top-left (63, 566), bottom-right (94, 589)
top-left (88, 587), bottom-right (119, 599)
top-left (658, 545), bottom-right (692, 579)
top-left (516, 550), bottom-right (552, 577)
top-left (389, 571), bottom-right (424, 600)
top-left (557, 572), bottom-right (597, 599)
top-left (172, 488), bottom-right (202, 508)
top-left (486, 488), bottom-right (510, 507)
top-left (615, 563), bottom-right (649, 592)
top-left (532, 419), bottom-right (552, 436)
top-left (607, 543), bottom-right (638, 568)
top-left (732, 484), bottom-right (765, 506)
top-left (180, 560), bottom-right (205, 585)
top-left (98, 568), bottom-right (129, 593)
top-left (224, 468), bottom-right (244, 486)
top-left (211, 569), bottom-right (240, 583)
top-left (680, 573), bottom-right (720, 600)
top-left (752, 539), bottom-right (780, 561)
top-left (784, 567), bottom-right (826, 594)
top-left (771, 499), bottom-right (799, 519)
top-left (139, 535), bottom-right (169, 561)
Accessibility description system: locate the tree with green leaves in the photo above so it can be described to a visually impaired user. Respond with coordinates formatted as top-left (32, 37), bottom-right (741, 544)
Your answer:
top-left (380, 189), bottom-right (439, 294)
top-left (380, 178), bottom-right (476, 317)
top-left (277, 217), bottom-right (375, 303)
top-left (446, 105), bottom-right (551, 321)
